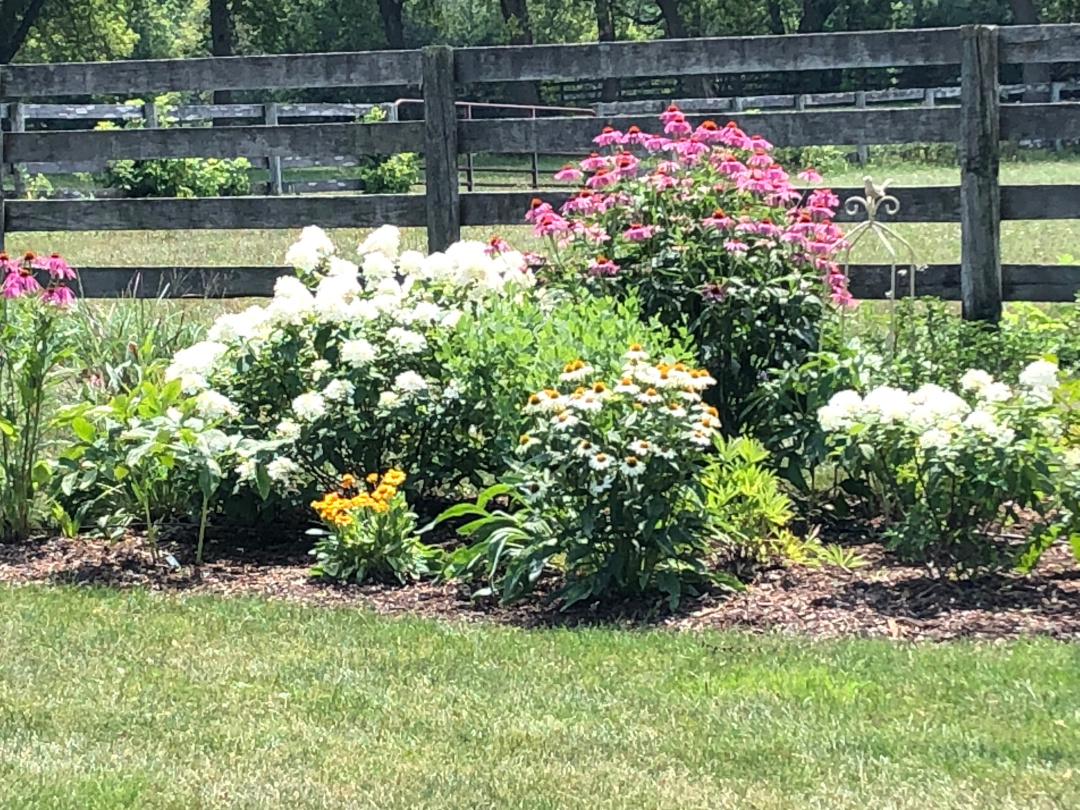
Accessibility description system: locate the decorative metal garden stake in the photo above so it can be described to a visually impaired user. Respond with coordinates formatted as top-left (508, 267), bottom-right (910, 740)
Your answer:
top-left (841, 177), bottom-right (925, 356)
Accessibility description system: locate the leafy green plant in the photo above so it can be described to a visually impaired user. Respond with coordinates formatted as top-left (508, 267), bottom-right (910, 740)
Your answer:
top-left (820, 362), bottom-right (1080, 575)
top-left (356, 106), bottom-right (419, 194)
top-left (0, 251), bottom-right (80, 541)
top-left (100, 98), bottom-right (250, 198)
top-left (308, 469), bottom-right (435, 582)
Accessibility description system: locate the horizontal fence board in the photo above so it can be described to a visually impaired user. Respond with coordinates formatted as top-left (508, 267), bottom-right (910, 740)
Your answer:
top-left (0, 102), bottom-right (382, 122)
top-left (1001, 102), bottom-right (1080, 142)
top-left (4, 121), bottom-right (424, 163)
top-left (6, 195), bottom-right (426, 231)
top-left (849, 263), bottom-right (1080, 302)
top-left (1000, 24), bottom-right (1080, 65)
top-left (460, 108), bottom-right (959, 153)
top-left (0, 51), bottom-right (422, 97)
top-left (454, 28), bottom-right (962, 83)
top-left (67, 262), bottom-right (1080, 301)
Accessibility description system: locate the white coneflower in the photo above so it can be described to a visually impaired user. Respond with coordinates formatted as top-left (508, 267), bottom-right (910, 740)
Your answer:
top-left (589, 452), bottom-right (613, 472)
top-left (614, 376), bottom-right (640, 396)
top-left (623, 343), bottom-right (649, 362)
top-left (665, 402), bottom-right (688, 419)
top-left (619, 455), bottom-right (644, 478)
top-left (571, 392), bottom-right (603, 412)
top-left (687, 369), bottom-right (718, 390)
top-left (628, 439), bottom-right (651, 456)
top-left (551, 412), bottom-right (580, 431)
top-left (573, 439), bottom-right (597, 458)
top-left (688, 429), bottom-right (713, 448)
top-left (636, 387), bottom-right (663, 405)
top-left (655, 445), bottom-right (677, 460)
top-left (559, 360), bottom-right (595, 382)
top-left (516, 433), bottom-right (541, 454)
top-left (678, 387), bottom-right (701, 402)
top-left (589, 477), bottom-right (614, 495)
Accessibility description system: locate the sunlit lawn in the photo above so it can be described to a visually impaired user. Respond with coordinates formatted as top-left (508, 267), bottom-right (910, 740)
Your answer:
top-left (0, 585), bottom-right (1077, 810)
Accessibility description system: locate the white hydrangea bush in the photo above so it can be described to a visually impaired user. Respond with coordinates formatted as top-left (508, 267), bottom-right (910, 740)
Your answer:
top-left (819, 360), bottom-right (1080, 574)
top-left (165, 225), bottom-right (538, 498)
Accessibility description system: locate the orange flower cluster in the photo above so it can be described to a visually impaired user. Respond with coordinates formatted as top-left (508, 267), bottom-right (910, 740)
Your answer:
top-left (311, 469), bottom-right (407, 525)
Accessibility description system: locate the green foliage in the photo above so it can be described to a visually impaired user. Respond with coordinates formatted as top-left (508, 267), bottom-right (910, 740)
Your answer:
top-left (101, 100), bottom-right (250, 199)
top-left (772, 145), bottom-right (849, 176)
top-left (0, 288), bottom-right (79, 541)
top-left (309, 470), bottom-right (435, 583)
top-left (356, 107), bottom-right (420, 194)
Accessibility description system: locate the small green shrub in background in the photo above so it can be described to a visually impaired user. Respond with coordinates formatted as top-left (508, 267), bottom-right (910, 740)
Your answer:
top-left (100, 97), bottom-right (250, 198)
top-left (772, 144), bottom-right (849, 176)
top-left (819, 361), bottom-right (1080, 575)
top-left (357, 106), bottom-right (419, 194)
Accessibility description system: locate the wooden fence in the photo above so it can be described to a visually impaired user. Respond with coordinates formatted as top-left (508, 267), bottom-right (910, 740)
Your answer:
top-left (3, 24), bottom-right (1080, 319)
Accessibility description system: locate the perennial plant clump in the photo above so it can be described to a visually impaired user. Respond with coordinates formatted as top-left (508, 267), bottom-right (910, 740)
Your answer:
top-left (0, 251), bottom-right (79, 540)
top-left (820, 360), bottom-right (1080, 574)
top-left (529, 108), bottom-right (849, 455)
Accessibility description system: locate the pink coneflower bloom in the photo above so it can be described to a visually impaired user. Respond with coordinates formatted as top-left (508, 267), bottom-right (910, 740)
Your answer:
top-left (562, 189), bottom-right (596, 214)
top-left (593, 126), bottom-right (623, 147)
top-left (524, 198), bottom-right (552, 223)
top-left (643, 135), bottom-right (671, 151)
top-left (764, 167), bottom-right (789, 185)
top-left (647, 173), bottom-right (678, 191)
top-left (588, 256), bottom-right (619, 276)
top-left (579, 152), bottom-right (609, 172)
top-left (798, 168), bottom-right (823, 183)
top-left (42, 284), bottom-right (76, 307)
top-left (660, 104), bottom-right (683, 125)
top-left (620, 125), bottom-right (648, 146)
top-left (624, 223), bottom-right (656, 241)
top-left (748, 134), bottom-right (773, 151)
top-left (533, 212), bottom-right (572, 238)
top-left (702, 208), bottom-right (733, 229)
top-left (671, 139), bottom-right (708, 160)
top-left (554, 164), bottom-right (584, 182)
top-left (715, 153), bottom-right (746, 177)
top-left (664, 114), bottom-right (692, 137)
top-left (694, 120), bottom-right (722, 142)
top-left (613, 152), bottom-right (640, 178)
top-left (655, 160), bottom-right (680, 175)
top-left (32, 252), bottom-right (76, 281)
top-left (0, 252), bottom-right (19, 274)
top-left (586, 169), bottom-right (618, 189)
top-left (718, 121), bottom-right (750, 149)
top-left (806, 189), bottom-right (839, 218)
top-left (748, 149), bottom-right (773, 168)
top-left (723, 240), bottom-right (749, 253)
top-left (780, 230), bottom-right (806, 246)
top-left (582, 225), bottom-right (610, 244)
top-left (2, 267), bottom-right (42, 299)
top-left (485, 234), bottom-right (511, 255)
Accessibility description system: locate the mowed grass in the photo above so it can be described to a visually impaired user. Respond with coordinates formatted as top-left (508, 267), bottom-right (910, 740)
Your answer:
top-left (0, 585), bottom-right (1078, 810)
top-left (9, 158), bottom-right (1080, 269)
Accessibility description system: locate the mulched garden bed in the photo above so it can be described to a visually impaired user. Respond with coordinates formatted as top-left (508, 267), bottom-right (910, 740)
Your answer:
top-left (2, 530), bottom-right (1078, 642)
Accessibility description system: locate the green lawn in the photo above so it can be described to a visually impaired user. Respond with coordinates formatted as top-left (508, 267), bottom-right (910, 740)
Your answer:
top-left (0, 585), bottom-right (1077, 809)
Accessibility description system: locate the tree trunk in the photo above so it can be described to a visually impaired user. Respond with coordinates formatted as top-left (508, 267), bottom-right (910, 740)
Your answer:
top-left (377, 0), bottom-right (406, 50)
top-left (0, 0), bottom-right (49, 64)
top-left (210, 0), bottom-right (233, 107)
top-left (594, 0), bottom-right (619, 103)
top-left (656, 0), bottom-right (710, 98)
top-left (1009, 0), bottom-right (1051, 101)
top-left (498, 0), bottom-right (540, 106)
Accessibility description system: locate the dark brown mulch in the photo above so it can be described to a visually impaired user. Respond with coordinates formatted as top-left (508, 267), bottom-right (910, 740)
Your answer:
top-left (1, 532), bottom-right (1078, 642)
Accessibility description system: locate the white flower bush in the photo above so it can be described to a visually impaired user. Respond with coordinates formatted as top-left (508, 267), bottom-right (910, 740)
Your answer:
top-left (164, 225), bottom-right (538, 497)
top-left (819, 360), bottom-right (1080, 574)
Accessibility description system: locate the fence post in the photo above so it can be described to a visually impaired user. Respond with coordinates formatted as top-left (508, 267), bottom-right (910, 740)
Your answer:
top-left (1051, 82), bottom-right (1063, 153)
top-left (854, 91), bottom-right (869, 165)
top-left (960, 24), bottom-right (1002, 323)
top-left (142, 99), bottom-right (159, 130)
top-left (0, 117), bottom-right (6, 252)
top-left (264, 102), bottom-right (284, 196)
top-left (10, 101), bottom-right (24, 199)
top-left (422, 45), bottom-right (460, 252)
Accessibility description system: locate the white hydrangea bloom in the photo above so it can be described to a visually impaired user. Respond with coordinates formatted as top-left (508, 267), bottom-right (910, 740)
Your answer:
top-left (446, 240), bottom-right (490, 280)
top-left (386, 327), bottom-right (426, 354)
top-left (292, 392), bottom-right (327, 422)
top-left (406, 301), bottom-right (443, 326)
top-left (194, 390), bottom-right (239, 420)
top-left (208, 305), bottom-right (270, 344)
top-left (266, 457), bottom-right (300, 485)
top-left (316, 273), bottom-right (361, 302)
top-left (235, 459), bottom-right (257, 483)
top-left (960, 369), bottom-right (994, 393)
top-left (918, 428), bottom-right (953, 451)
top-left (1019, 360), bottom-right (1059, 391)
top-left (979, 382), bottom-right (1012, 403)
top-left (165, 341), bottom-right (228, 394)
top-left (284, 240), bottom-right (320, 273)
top-left (346, 299), bottom-right (380, 324)
top-left (440, 309), bottom-right (463, 330)
top-left (817, 389), bottom-right (863, 432)
top-left (963, 409), bottom-right (1000, 436)
top-left (340, 338), bottom-right (377, 366)
top-left (299, 225), bottom-right (335, 255)
top-left (423, 251), bottom-right (455, 282)
top-left (326, 256), bottom-right (359, 278)
top-left (397, 250), bottom-right (427, 277)
top-left (323, 378), bottom-right (356, 403)
top-left (362, 251), bottom-right (397, 282)
top-left (378, 390), bottom-right (401, 409)
top-left (862, 386), bottom-right (913, 424)
top-left (393, 371), bottom-right (428, 395)
top-left (358, 225), bottom-right (401, 259)
top-left (275, 419), bottom-right (302, 440)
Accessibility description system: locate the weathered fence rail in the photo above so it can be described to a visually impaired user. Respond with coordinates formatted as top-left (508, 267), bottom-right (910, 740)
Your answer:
top-left (4, 24), bottom-right (1080, 318)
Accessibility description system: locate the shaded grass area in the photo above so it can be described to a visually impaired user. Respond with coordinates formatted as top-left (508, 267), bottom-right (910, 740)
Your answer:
top-left (0, 585), bottom-right (1078, 810)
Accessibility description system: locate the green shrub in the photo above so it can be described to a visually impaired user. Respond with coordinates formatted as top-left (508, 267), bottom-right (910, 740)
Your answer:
top-left (356, 106), bottom-right (419, 194)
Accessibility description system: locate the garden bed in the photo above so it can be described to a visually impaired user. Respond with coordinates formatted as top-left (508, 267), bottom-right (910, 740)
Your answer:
top-left (3, 531), bottom-right (1077, 642)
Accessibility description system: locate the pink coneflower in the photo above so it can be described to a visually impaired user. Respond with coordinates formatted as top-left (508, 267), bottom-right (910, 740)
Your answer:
top-left (0, 252), bottom-right (18, 274)
top-left (723, 240), bottom-right (749, 253)
top-left (2, 266), bottom-right (42, 299)
top-left (588, 256), bottom-right (620, 277)
top-left (593, 126), bottom-right (623, 147)
top-left (524, 198), bottom-right (552, 223)
top-left (718, 121), bottom-right (752, 150)
top-left (748, 149), bottom-right (773, 169)
top-left (647, 173), bottom-right (678, 191)
top-left (798, 168), bottom-right (823, 184)
top-left (579, 152), bottom-right (609, 172)
top-left (664, 114), bottom-right (692, 137)
top-left (660, 104), bottom-right (683, 125)
top-left (561, 189), bottom-right (606, 215)
top-left (42, 284), bottom-right (76, 307)
top-left (715, 153), bottom-right (746, 177)
top-left (702, 208), bottom-right (733, 229)
top-left (694, 120), bottom-right (722, 143)
top-left (613, 152), bottom-right (639, 178)
top-left (642, 135), bottom-right (671, 152)
top-left (32, 252), bottom-right (76, 281)
top-left (554, 164), bottom-right (583, 182)
top-left (620, 125), bottom-right (648, 146)
top-left (485, 234), bottom-right (511, 255)
top-left (748, 134), bottom-right (773, 151)
top-left (533, 212), bottom-right (572, 238)
top-left (586, 169), bottom-right (618, 189)
top-left (670, 139), bottom-right (708, 160)
top-left (623, 223), bottom-right (656, 241)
